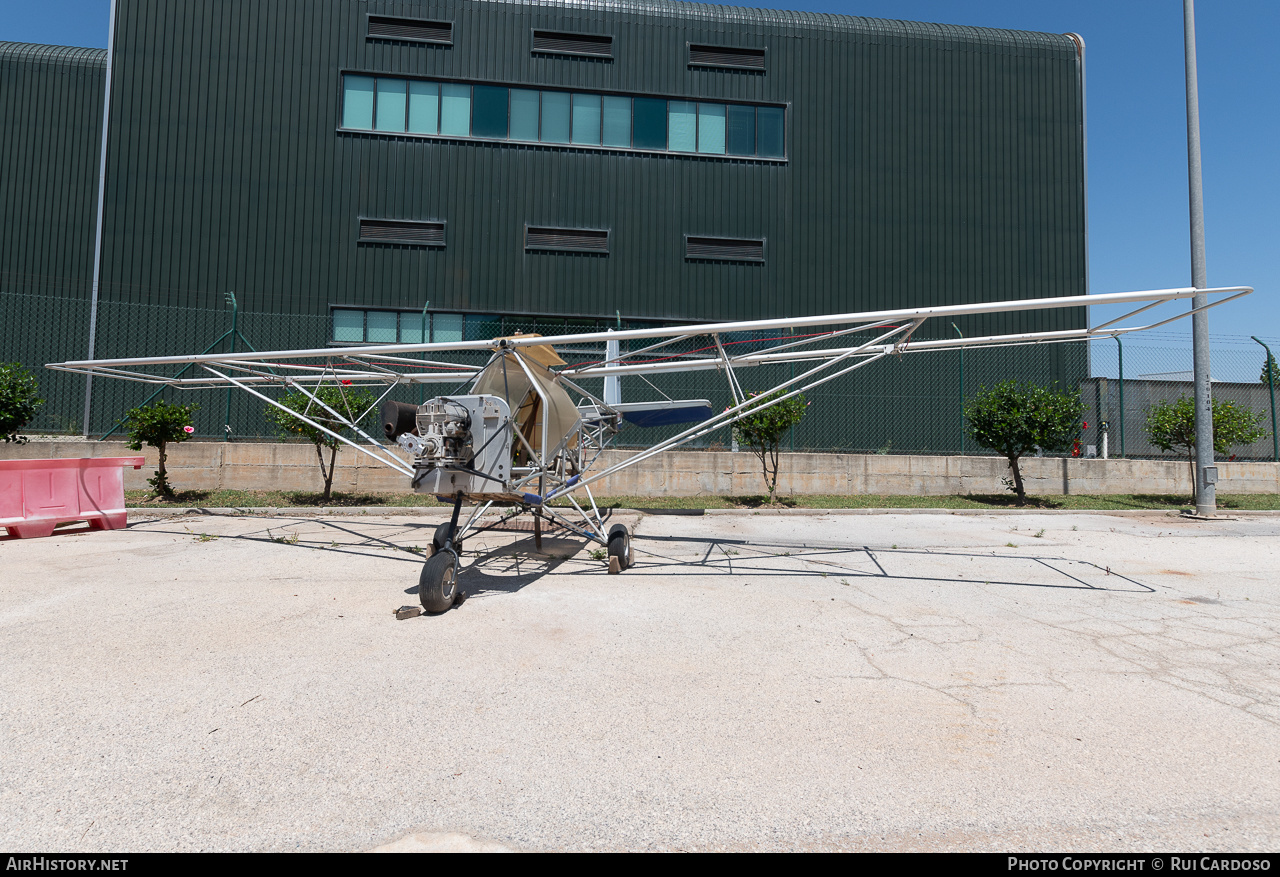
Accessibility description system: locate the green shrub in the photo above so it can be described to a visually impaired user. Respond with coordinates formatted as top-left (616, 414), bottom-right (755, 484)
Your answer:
top-left (1144, 396), bottom-right (1268, 504)
top-left (964, 380), bottom-right (1084, 505)
top-left (1262, 353), bottom-right (1280, 388)
top-left (732, 390), bottom-right (808, 503)
top-left (266, 385), bottom-right (376, 502)
top-left (0, 362), bottom-right (44, 443)
top-left (124, 400), bottom-right (198, 498)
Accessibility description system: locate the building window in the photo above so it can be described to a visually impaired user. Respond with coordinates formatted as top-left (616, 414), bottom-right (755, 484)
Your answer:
top-left (342, 75), bottom-right (375, 129)
top-left (688, 44), bottom-right (766, 70)
top-left (340, 74), bottom-right (786, 160)
top-left (525, 226), bottom-right (610, 254)
top-left (329, 308), bottom-right (657, 345)
top-left (367, 16), bottom-right (452, 45)
top-left (685, 236), bottom-right (766, 263)
top-left (532, 30), bottom-right (613, 59)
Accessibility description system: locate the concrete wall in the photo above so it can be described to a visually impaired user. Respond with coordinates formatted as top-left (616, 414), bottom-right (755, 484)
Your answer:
top-left (5, 440), bottom-right (1278, 496)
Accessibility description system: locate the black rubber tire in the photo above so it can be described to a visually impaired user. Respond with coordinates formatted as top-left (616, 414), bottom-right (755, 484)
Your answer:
top-left (607, 524), bottom-right (630, 571)
top-left (419, 551), bottom-right (458, 613)
top-left (432, 521), bottom-right (462, 556)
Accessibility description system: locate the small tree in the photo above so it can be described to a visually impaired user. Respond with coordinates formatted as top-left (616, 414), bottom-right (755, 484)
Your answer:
top-left (1262, 353), bottom-right (1280, 388)
top-left (731, 390), bottom-right (807, 504)
top-left (0, 363), bottom-right (44, 443)
top-left (964, 380), bottom-right (1084, 505)
top-left (267, 384), bottom-right (376, 502)
top-left (1144, 396), bottom-right (1268, 504)
top-left (124, 400), bottom-right (198, 499)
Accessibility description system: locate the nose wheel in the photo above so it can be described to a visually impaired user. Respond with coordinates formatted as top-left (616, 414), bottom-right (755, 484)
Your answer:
top-left (420, 490), bottom-right (464, 612)
top-left (607, 524), bottom-right (632, 574)
top-left (431, 521), bottom-right (463, 556)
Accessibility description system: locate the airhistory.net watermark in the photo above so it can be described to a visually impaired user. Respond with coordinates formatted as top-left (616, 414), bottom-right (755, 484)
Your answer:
top-left (5, 859), bottom-right (128, 871)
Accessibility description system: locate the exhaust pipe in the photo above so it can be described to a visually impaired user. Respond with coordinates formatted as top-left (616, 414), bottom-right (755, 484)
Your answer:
top-left (380, 400), bottom-right (420, 440)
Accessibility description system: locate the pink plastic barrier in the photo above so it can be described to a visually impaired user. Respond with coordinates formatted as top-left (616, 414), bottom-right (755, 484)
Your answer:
top-left (0, 456), bottom-right (144, 539)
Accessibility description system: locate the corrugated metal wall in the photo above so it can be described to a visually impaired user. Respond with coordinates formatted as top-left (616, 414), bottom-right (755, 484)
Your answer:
top-left (97, 0), bottom-right (1087, 332)
top-left (0, 42), bottom-right (105, 295)
top-left (0, 43), bottom-right (106, 432)
top-left (1, 0), bottom-right (1091, 444)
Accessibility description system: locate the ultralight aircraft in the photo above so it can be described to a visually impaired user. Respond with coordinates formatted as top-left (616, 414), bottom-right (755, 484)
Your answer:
top-left (48, 285), bottom-right (1251, 612)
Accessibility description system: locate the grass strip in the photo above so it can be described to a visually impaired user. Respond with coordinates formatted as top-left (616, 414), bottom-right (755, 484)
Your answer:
top-left (125, 489), bottom-right (1280, 511)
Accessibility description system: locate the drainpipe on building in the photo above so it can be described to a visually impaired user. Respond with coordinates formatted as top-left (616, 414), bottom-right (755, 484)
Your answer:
top-left (82, 0), bottom-right (118, 436)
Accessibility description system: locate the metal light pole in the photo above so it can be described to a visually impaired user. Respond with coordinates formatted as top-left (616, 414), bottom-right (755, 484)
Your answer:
top-left (1184, 0), bottom-right (1217, 515)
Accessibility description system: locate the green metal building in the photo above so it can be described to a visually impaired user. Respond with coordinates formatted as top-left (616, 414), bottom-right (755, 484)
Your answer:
top-left (1, 0), bottom-right (1089, 449)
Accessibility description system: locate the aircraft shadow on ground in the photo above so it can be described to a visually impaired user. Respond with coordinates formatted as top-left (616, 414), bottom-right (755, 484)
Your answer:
top-left (625, 534), bottom-right (1154, 593)
top-left (135, 518), bottom-right (1152, 595)
top-left (136, 517), bottom-right (591, 597)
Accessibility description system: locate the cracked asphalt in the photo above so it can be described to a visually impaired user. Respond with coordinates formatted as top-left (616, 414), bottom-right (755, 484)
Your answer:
top-left (1, 510), bottom-right (1278, 851)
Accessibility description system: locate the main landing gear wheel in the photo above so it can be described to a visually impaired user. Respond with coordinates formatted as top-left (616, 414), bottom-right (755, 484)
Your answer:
top-left (419, 551), bottom-right (458, 613)
top-left (607, 524), bottom-right (632, 574)
top-left (431, 522), bottom-right (463, 556)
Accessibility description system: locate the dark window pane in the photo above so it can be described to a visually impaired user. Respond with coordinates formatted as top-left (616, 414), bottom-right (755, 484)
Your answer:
top-left (471, 85), bottom-right (509, 139)
top-left (342, 76), bottom-right (376, 129)
top-left (433, 314), bottom-right (462, 342)
top-left (375, 79), bottom-right (407, 132)
top-left (632, 97), bottom-right (667, 150)
top-left (399, 312), bottom-right (427, 344)
top-left (464, 314), bottom-right (503, 341)
top-left (757, 106), bottom-right (784, 158)
top-left (333, 309), bottom-right (364, 342)
top-left (540, 91), bottom-right (571, 143)
top-left (726, 104), bottom-right (756, 156)
top-left (510, 89), bottom-right (539, 140)
top-left (367, 311), bottom-right (398, 343)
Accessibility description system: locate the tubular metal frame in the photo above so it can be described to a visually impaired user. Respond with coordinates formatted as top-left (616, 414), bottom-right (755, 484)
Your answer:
top-left (47, 285), bottom-right (1253, 550)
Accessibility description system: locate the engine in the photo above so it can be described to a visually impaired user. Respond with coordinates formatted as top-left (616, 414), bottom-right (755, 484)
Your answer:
top-left (390, 395), bottom-right (512, 497)
top-left (414, 398), bottom-right (475, 466)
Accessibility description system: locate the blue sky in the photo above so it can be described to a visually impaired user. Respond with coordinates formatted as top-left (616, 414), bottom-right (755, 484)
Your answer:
top-left (4, 0), bottom-right (1277, 351)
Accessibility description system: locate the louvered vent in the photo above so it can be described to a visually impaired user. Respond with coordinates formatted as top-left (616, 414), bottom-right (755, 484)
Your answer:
top-left (532, 30), bottom-right (613, 58)
top-left (526, 226), bottom-right (610, 253)
top-left (689, 44), bottom-right (766, 70)
top-left (686, 236), bottom-right (765, 262)
top-left (367, 16), bottom-right (452, 44)
top-left (359, 219), bottom-right (446, 247)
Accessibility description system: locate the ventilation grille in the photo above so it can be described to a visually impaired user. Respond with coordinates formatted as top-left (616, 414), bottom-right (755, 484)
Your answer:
top-left (532, 30), bottom-right (613, 58)
top-left (359, 219), bottom-right (446, 247)
top-left (368, 16), bottom-right (452, 44)
top-left (686, 236), bottom-right (765, 262)
top-left (689, 44), bottom-right (766, 70)
top-left (526, 226), bottom-right (610, 253)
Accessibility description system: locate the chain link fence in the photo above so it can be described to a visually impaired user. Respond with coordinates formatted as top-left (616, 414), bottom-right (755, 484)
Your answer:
top-left (3, 284), bottom-right (1276, 462)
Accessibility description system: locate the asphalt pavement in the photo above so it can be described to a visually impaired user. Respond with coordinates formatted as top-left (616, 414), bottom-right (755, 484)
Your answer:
top-left (1, 509), bottom-right (1277, 851)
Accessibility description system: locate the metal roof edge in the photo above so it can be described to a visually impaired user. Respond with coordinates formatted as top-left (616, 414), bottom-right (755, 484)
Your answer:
top-left (467, 0), bottom-right (1078, 52)
top-left (0, 42), bottom-right (108, 69)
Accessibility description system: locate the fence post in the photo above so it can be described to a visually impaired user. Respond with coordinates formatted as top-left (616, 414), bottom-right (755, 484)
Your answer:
top-left (1115, 335), bottom-right (1125, 458)
top-left (222, 292), bottom-right (237, 440)
top-left (953, 323), bottom-right (964, 454)
top-left (1253, 337), bottom-right (1278, 463)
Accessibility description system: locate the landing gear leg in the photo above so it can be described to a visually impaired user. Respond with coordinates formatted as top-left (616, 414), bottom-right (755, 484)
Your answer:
top-left (420, 492), bottom-right (464, 612)
top-left (534, 514), bottom-right (543, 553)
